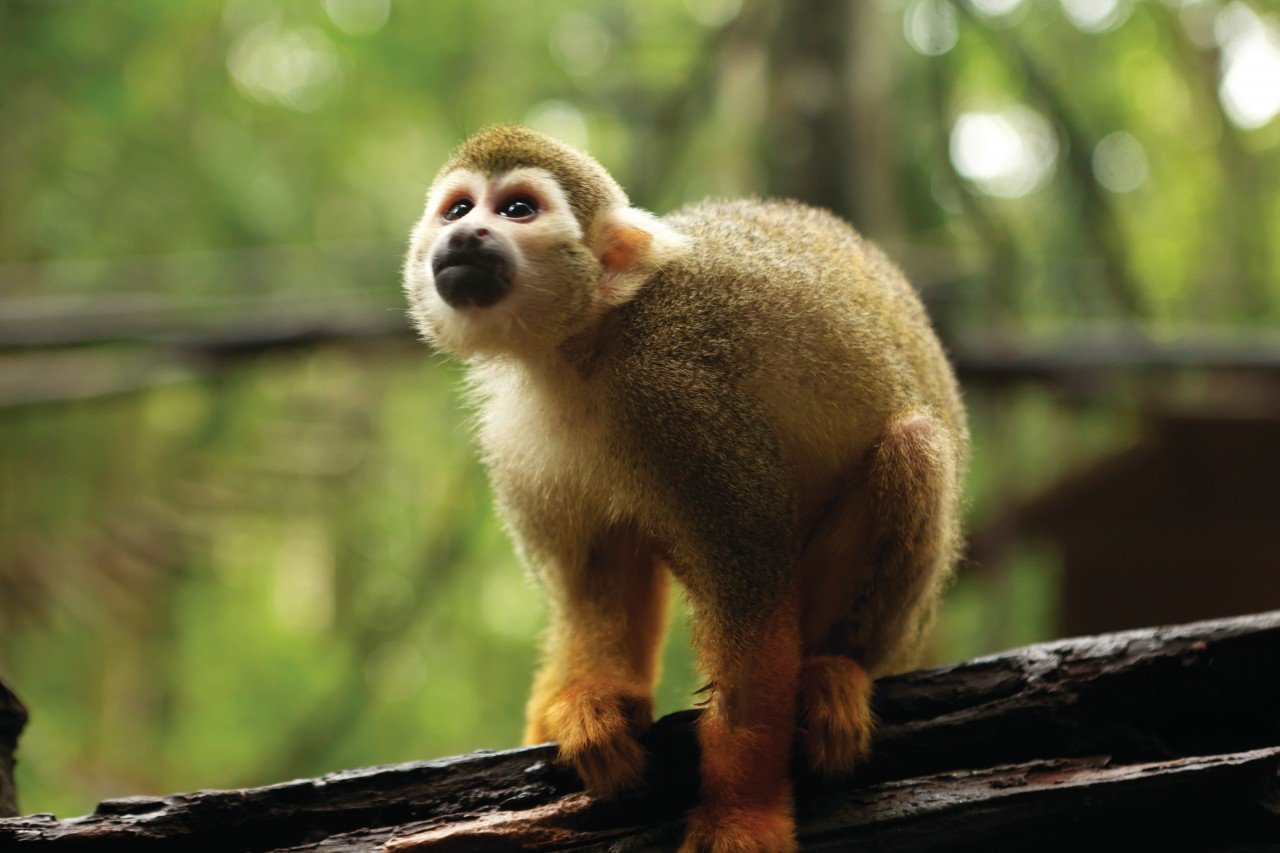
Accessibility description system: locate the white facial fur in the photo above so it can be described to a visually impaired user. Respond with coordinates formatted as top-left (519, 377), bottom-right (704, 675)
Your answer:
top-left (404, 167), bottom-right (588, 357)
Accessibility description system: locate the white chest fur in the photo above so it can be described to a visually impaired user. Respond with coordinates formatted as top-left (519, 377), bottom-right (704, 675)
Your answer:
top-left (470, 361), bottom-right (635, 541)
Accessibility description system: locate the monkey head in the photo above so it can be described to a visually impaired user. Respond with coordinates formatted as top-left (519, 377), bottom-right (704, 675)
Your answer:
top-left (404, 126), bottom-right (687, 357)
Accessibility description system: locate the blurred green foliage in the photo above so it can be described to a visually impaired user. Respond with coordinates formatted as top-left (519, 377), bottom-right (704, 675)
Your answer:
top-left (0, 0), bottom-right (1276, 819)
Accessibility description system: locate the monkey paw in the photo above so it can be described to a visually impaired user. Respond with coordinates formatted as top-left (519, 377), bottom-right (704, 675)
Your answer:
top-left (679, 803), bottom-right (797, 853)
top-left (543, 680), bottom-right (651, 798)
top-left (799, 655), bottom-right (874, 777)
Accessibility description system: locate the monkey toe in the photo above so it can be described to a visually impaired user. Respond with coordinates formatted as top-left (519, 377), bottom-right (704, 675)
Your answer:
top-left (679, 803), bottom-right (797, 853)
top-left (799, 655), bottom-right (874, 777)
top-left (543, 680), bottom-right (651, 798)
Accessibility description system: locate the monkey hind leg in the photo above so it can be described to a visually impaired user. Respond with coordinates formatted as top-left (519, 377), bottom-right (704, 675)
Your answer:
top-left (798, 409), bottom-right (960, 776)
top-left (798, 654), bottom-right (873, 777)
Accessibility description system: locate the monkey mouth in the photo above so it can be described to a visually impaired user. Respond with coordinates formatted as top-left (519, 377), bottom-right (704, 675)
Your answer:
top-left (432, 249), bottom-right (513, 309)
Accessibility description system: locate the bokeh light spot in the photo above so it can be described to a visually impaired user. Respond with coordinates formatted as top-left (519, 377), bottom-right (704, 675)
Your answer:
top-left (550, 12), bottom-right (612, 78)
top-left (1060, 0), bottom-right (1131, 33)
top-left (682, 0), bottom-right (744, 28)
top-left (227, 21), bottom-right (343, 112)
top-left (324, 0), bottom-right (391, 37)
top-left (1215, 3), bottom-right (1280, 129)
top-left (968, 0), bottom-right (1023, 19)
top-left (905, 0), bottom-right (960, 56)
top-left (524, 101), bottom-right (590, 151)
top-left (950, 106), bottom-right (1059, 198)
top-left (1092, 131), bottom-right (1150, 193)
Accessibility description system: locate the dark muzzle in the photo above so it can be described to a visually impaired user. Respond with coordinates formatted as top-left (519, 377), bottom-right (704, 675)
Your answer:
top-left (432, 232), bottom-right (513, 309)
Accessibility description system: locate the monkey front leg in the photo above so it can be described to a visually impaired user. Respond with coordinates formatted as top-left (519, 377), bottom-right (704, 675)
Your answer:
top-left (523, 525), bottom-right (668, 798)
top-left (682, 591), bottom-right (801, 853)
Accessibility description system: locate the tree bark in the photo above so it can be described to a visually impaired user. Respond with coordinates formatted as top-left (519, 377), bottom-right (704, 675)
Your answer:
top-left (0, 679), bottom-right (27, 818)
top-left (2, 611), bottom-right (1278, 850)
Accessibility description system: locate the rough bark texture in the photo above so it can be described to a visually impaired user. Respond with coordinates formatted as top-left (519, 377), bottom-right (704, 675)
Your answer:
top-left (2, 612), bottom-right (1278, 850)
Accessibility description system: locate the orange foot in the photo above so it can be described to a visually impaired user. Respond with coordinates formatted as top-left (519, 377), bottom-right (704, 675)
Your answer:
top-left (542, 679), bottom-right (651, 798)
top-left (679, 802), bottom-right (797, 853)
top-left (799, 655), bottom-right (874, 777)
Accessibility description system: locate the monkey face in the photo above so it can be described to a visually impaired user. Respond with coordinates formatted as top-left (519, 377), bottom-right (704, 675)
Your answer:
top-left (405, 128), bottom-right (692, 359)
top-left (405, 166), bottom-right (601, 357)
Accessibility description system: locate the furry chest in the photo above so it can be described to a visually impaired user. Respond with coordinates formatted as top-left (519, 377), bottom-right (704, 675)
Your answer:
top-left (479, 383), bottom-right (632, 524)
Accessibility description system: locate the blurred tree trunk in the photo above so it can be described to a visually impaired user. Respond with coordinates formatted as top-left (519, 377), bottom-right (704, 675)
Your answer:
top-left (763, 0), bottom-right (860, 225)
top-left (762, 3), bottom-right (910, 242)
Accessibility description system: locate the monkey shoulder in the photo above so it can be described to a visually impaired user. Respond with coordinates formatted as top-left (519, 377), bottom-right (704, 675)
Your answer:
top-left (649, 199), bottom-right (922, 321)
top-left (625, 199), bottom-right (963, 456)
top-left (613, 199), bottom-right (920, 368)
top-left (663, 199), bottom-right (866, 265)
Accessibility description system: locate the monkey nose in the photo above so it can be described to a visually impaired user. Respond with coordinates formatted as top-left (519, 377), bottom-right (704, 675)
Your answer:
top-left (432, 240), bottom-right (513, 309)
top-left (446, 227), bottom-right (495, 253)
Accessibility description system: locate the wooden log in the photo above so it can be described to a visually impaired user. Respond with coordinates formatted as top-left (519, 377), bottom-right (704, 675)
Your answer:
top-left (378, 749), bottom-right (1280, 851)
top-left (0, 679), bottom-right (27, 818)
top-left (1, 611), bottom-right (1277, 850)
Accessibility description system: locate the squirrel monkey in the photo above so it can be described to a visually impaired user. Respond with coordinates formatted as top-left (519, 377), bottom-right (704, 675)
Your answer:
top-left (404, 127), bottom-right (966, 852)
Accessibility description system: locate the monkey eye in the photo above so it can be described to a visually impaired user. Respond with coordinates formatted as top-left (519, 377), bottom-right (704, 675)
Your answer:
top-left (498, 196), bottom-right (539, 220)
top-left (443, 198), bottom-right (473, 221)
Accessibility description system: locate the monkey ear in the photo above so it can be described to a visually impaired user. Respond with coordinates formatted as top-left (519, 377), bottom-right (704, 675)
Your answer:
top-left (595, 207), bottom-right (690, 307)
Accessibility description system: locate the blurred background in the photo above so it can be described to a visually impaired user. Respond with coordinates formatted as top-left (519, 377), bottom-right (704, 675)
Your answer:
top-left (1, 0), bottom-right (1278, 820)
